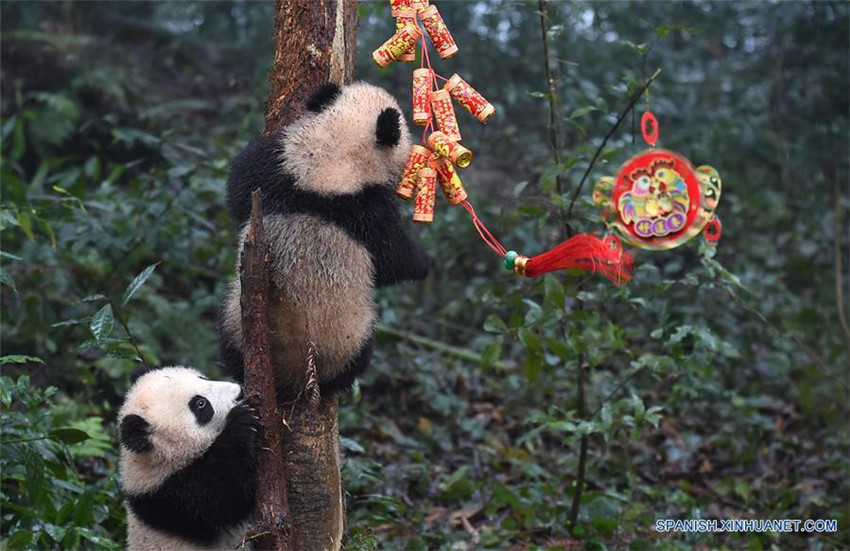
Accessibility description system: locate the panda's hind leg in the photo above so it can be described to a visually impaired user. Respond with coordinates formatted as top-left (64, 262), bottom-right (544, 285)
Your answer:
top-left (320, 332), bottom-right (375, 396)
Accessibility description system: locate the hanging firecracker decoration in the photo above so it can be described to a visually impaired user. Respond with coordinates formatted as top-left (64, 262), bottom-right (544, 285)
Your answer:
top-left (373, 0), bottom-right (636, 285)
top-left (592, 111), bottom-right (722, 250)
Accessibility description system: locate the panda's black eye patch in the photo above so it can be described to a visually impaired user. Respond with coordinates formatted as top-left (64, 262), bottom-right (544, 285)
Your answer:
top-left (119, 414), bottom-right (153, 453)
top-left (189, 395), bottom-right (214, 425)
top-left (376, 108), bottom-right (401, 148)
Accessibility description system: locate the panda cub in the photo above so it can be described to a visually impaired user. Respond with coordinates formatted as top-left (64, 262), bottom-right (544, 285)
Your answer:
top-left (118, 366), bottom-right (258, 550)
top-left (220, 82), bottom-right (429, 399)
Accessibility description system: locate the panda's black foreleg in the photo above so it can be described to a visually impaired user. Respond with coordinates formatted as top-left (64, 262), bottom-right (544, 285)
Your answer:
top-left (320, 333), bottom-right (375, 396)
top-left (218, 333), bottom-right (246, 384)
top-left (373, 227), bottom-right (430, 288)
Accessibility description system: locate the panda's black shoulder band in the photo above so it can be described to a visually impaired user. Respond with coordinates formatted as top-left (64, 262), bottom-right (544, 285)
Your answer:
top-left (306, 83), bottom-right (341, 113)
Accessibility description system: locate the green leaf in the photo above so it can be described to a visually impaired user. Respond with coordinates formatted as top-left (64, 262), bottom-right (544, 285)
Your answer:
top-left (0, 267), bottom-right (17, 292)
top-left (121, 262), bottom-right (159, 307)
top-left (571, 105), bottom-right (598, 119)
top-left (483, 314), bottom-right (507, 333)
top-left (481, 336), bottom-right (504, 368)
top-left (51, 317), bottom-right (92, 328)
top-left (513, 181), bottom-right (529, 197)
top-left (543, 275), bottom-right (566, 310)
top-left (340, 437), bottom-right (365, 454)
top-left (89, 304), bottom-right (114, 342)
top-left (43, 523), bottom-right (67, 542)
top-left (48, 428), bottom-right (90, 445)
top-left (35, 216), bottom-right (57, 250)
top-left (0, 355), bottom-right (44, 365)
top-left (80, 294), bottom-right (108, 303)
top-left (17, 209), bottom-right (35, 241)
top-left (545, 337), bottom-right (570, 359)
top-left (0, 250), bottom-right (24, 261)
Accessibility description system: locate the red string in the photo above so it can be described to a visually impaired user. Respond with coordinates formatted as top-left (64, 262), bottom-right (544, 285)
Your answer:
top-left (461, 200), bottom-right (507, 257)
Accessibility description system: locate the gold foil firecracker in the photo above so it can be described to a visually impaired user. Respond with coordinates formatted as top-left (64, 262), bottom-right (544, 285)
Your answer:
top-left (412, 68), bottom-right (433, 126)
top-left (389, 0), bottom-right (408, 17)
top-left (419, 5), bottom-right (458, 59)
top-left (414, 168), bottom-right (437, 223)
top-left (434, 157), bottom-right (467, 205)
top-left (395, 9), bottom-right (417, 62)
top-left (409, 0), bottom-right (429, 10)
top-left (444, 73), bottom-right (495, 123)
top-left (396, 144), bottom-right (431, 200)
top-left (372, 22), bottom-right (422, 68)
top-left (428, 131), bottom-right (472, 168)
top-left (430, 89), bottom-right (462, 142)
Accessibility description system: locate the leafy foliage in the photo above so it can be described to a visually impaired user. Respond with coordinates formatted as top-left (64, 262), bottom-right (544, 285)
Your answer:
top-left (1, 1), bottom-right (848, 549)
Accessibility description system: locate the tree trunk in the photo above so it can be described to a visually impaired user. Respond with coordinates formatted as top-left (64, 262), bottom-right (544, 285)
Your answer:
top-left (265, 0), bottom-right (359, 132)
top-left (262, 1), bottom-right (359, 549)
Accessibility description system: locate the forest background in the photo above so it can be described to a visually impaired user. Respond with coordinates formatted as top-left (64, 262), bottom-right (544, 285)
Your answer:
top-left (1, 1), bottom-right (848, 549)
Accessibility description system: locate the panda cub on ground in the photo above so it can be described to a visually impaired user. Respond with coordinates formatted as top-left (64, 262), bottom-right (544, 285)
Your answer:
top-left (220, 82), bottom-right (429, 399)
top-left (118, 366), bottom-right (258, 550)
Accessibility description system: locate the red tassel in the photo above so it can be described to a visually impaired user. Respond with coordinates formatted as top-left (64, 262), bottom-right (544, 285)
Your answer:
top-left (523, 234), bottom-right (633, 284)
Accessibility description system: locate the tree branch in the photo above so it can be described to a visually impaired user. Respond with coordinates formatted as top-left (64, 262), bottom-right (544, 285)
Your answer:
top-left (565, 68), bottom-right (662, 223)
top-left (241, 191), bottom-right (291, 550)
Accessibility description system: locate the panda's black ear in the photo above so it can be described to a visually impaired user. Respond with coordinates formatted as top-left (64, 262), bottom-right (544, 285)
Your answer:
top-left (376, 107), bottom-right (401, 148)
top-left (306, 83), bottom-right (341, 113)
top-left (129, 367), bottom-right (157, 385)
top-left (119, 414), bottom-right (153, 453)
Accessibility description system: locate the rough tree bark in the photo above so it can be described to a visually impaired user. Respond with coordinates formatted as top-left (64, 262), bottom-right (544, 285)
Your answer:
top-left (259, 1), bottom-right (359, 549)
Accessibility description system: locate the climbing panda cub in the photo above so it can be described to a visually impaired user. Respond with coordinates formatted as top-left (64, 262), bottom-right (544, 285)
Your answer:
top-left (118, 366), bottom-right (258, 550)
top-left (220, 82), bottom-right (429, 399)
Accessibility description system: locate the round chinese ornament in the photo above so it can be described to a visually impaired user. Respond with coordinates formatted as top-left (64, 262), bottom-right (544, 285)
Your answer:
top-left (593, 148), bottom-right (722, 250)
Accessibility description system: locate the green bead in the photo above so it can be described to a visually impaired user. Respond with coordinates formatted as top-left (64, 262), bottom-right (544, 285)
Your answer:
top-left (503, 250), bottom-right (519, 270)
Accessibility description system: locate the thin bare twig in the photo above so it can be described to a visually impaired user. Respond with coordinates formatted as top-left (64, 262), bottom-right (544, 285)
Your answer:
top-left (565, 68), bottom-right (662, 223)
top-left (110, 300), bottom-right (149, 369)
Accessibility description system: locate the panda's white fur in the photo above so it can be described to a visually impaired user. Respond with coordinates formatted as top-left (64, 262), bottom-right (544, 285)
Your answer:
top-left (221, 82), bottom-right (430, 399)
top-left (118, 366), bottom-right (257, 550)
top-left (281, 82), bottom-right (411, 196)
top-left (221, 214), bottom-right (375, 393)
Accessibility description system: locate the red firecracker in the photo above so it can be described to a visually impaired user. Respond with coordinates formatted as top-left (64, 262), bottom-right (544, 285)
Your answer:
top-left (397, 144), bottom-right (432, 200)
top-left (434, 157), bottom-right (467, 205)
top-left (412, 68), bottom-right (432, 126)
top-left (395, 9), bottom-right (417, 62)
top-left (414, 168), bottom-right (437, 222)
top-left (419, 5), bottom-right (458, 59)
top-left (444, 73), bottom-right (495, 123)
top-left (431, 89), bottom-right (462, 141)
top-left (372, 22), bottom-right (421, 68)
top-left (428, 131), bottom-right (472, 168)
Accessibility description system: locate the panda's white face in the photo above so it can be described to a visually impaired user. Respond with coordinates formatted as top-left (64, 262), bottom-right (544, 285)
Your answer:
top-left (118, 366), bottom-right (243, 494)
top-left (281, 82), bottom-right (411, 196)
